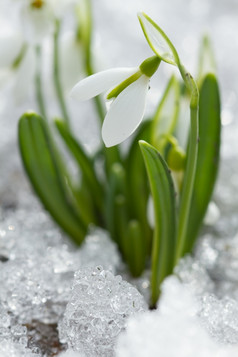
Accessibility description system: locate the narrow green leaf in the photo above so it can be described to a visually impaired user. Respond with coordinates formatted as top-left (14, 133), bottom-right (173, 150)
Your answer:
top-left (18, 112), bottom-right (87, 245)
top-left (73, 177), bottom-right (101, 226)
top-left (55, 119), bottom-right (104, 214)
top-left (151, 75), bottom-right (180, 152)
top-left (105, 163), bottom-right (127, 250)
top-left (184, 74), bottom-right (221, 254)
top-left (139, 140), bottom-right (176, 307)
top-left (114, 194), bottom-right (128, 254)
top-left (125, 121), bottom-right (152, 252)
top-left (125, 220), bottom-right (147, 277)
top-left (105, 162), bottom-right (147, 276)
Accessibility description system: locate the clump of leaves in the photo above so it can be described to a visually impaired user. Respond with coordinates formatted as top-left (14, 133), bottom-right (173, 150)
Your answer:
top-left (18, 6), bottom-right (221, 307)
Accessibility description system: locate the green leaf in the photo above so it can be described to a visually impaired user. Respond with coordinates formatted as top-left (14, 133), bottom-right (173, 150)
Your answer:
top-left (55, 119), bottom-right (104, 214)
top-left (139, 140), bottom-right (176, 307)
top-left (151, 75), bottom-right (180, 152)
top-left (105, 163), bottom-right (127, 250)
top-left (114, 193), bottom-right (128, 254)
top-left (125, 220), bottom-right (147, 277)
top-left (18, 112), bottom-right (87, 245)
top-left (125, 121), bottom-right (152, 252)
top-left (184, 74), bottom-right (221, 254)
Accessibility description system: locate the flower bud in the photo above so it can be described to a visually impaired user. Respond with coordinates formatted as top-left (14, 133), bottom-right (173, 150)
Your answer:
top-left (167, 145), bottom-right (186, 171)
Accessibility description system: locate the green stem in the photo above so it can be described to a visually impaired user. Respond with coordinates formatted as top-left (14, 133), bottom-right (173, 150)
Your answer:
top-left (85, 9), bottom-right (121, 174)
top-left (53, 19), bottom-right (71, 129)
top-left (81, 0), bottom-right (105, 123)
top-left (76, 0), bottom-right (120, 171)
top-left (35, 45), bottom-right (47, 119)
top-left (175, 68), bottom-right (199, 262)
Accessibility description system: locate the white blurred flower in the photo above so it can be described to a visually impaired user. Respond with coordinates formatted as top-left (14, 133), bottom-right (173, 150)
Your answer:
top-left (20, 0), bottom-right (54, 44)
top-left (0, 45), bottom-right (35, 105)
top-left (0, 0), bottom-right (82, 103)
top-left (12, 47), bottom-right (36, 104)
top-left (0, 28), bottom-right (35, 104)
top-left (71, 56), bottom-right (161, 147)
top-left (19, 0), bottom-right (79, 44)
top-left (0, 33), bottom-right (23, 68)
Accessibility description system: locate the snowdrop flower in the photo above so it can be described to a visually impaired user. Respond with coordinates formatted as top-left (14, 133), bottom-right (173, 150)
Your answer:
top-left (71, 56), bottom-right (161, 147)
top-left (0, 45), bottom-right (35, 104)
top-left (19, 0), bottom-right (54, 44)
top-left (0, 28), bottom-right (35, 103)
top-left (19, 0), bottom-right (78, 44)
top-left (0, 33), bottom-right (24, 69)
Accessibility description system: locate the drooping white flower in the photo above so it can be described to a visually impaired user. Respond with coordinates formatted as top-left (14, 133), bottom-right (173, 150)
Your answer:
top-left (19, 0), bottom-right (54, 44)
top-left (0, 33), bottom-right (24, 68)
top-left (12, 46), bottom-right (36, 104)
top-left (0, 27), bottom-right (36, 104)
top-left (0, 0), bottom-right (84, 103)
top-left (19, 0), bottom-right (79, 44)
top-left (71, 56), bottom-right (161, 147)
top-left (0, 45), bottom-right (36, 105)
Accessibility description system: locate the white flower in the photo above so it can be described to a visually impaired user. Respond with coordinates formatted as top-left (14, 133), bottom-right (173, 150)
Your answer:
top-left (0, 45), bottom-right (35, 105)
top-left (71, 56), bottom-right (161, 147)
top-left (0, 33), bottom-right (23, 68)
top-left (19, 0), bottom-right (79, 44)
top-left (20, 0), bottom-right (54, 44)
top-left (0, 29), bottom-right (35, 104)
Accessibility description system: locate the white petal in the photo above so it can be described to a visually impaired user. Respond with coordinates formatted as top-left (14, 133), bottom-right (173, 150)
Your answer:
top-left (70, 68), bottom-right (137, 101)
top-left (102, 75), bottom-right (149, 147)
top-left (0, 33), bottom-right (23, 68)
top-left (21, 3), bottom-right (54, 44)
top-left (13, 47), bottom-right (36, 104)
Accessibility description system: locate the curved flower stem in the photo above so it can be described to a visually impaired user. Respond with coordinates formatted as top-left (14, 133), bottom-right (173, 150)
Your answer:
top-left (53, 19), bottom-right (71, 130)
top-left (35, 45), bottom-right (47, 120)
top-left (175, 66), bottom-right (199, 262)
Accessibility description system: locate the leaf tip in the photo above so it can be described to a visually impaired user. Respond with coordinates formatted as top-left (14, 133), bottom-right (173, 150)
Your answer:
top-left (138, 139), bottom-right (148, 149)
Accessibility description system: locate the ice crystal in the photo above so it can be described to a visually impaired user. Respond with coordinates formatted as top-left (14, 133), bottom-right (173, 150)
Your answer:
top-left (58, 266), bottom-right (146, 356)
